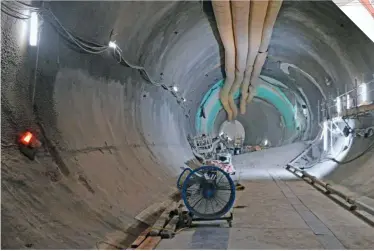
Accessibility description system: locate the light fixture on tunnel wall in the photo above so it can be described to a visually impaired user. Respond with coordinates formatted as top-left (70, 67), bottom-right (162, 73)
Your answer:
top-left (325, 77), bottom-right (332, 86)
top-left (29, 12), bottom-right (38, 46)
top-left (18, 131), bottom-right (41, 160)
top-left (108, 41), bottom-right (117, 49)
top-left (336, 96), bottom-right (341, 115)
top-left (323, 121), bottom-right (328, 151)
top-left (360, 83), bottom-right (368, 104)
top-left (263, 139), bottom-right (269, 146)
top-left (347, 94), bottom-right (351, 109)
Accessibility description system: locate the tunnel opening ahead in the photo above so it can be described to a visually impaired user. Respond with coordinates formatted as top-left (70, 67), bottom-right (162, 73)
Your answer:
top-left (1, 0), bottom-right (374, 249)
top-left (198, 76), bottom-right (308, 147)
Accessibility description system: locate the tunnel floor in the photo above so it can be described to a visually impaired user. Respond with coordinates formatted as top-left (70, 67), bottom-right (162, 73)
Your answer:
top-left (231, 142), bottom-right (307, 180)
top-left (157, 152), bottom-right (374, 250)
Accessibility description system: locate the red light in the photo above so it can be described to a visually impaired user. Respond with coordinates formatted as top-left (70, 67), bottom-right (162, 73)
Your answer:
top-left (20, 131), bottom-right (33, 146)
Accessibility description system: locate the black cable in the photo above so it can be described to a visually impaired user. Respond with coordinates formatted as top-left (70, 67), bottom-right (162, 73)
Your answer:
top-left (40, 6), bottom-right (164, 87)
top-left (6, 1), bottom-right (37, 10)
top-left (16, 1), bottom-right (38, 8)
top-left (3, 2), bottom-right (170, 90)
top-left (44, 17), bottom-right (98, 54)
top-left (1, 6), bottom-right (29, 19)
top-left (302, 135), bottom-right (368, 169)
top-left (39, 9), bottom-right (109, 54)
top-left (342, 117), bottom-right (352, 130)
top-left (48, 21), bottom-right (106, 54)
top-left (2, 2), bottom-right (31, 18)
top-left (328, 139), bottom-right (374, 164)
top-left (75, 35), bottom-right (107, 49)
top-left (42, 9), bottom-right (106, 49)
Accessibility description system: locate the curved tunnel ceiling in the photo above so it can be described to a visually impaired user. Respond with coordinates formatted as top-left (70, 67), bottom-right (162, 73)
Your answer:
top-left (1, 0), bottom-right (374, 248)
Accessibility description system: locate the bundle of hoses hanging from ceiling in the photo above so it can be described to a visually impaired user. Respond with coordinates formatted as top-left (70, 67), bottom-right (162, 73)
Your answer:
top-left (211, 0), bottom-right (283, 121)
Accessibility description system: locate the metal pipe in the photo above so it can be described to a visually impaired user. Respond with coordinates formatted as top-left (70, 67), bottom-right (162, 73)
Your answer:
top-left (355, 200), bottom-right (374, 216)
top-left (288, 143), bottom-right (313, 165)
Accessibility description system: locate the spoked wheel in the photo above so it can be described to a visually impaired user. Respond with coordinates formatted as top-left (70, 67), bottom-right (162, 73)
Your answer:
top-left (181, 166), bottom-right (236, 219)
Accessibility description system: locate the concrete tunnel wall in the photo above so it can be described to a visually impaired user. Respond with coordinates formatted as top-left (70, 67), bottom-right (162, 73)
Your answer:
top-left (1, 0), bottom-right (374, 249)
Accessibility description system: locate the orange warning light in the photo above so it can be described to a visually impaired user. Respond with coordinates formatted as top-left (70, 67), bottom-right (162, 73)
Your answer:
top-left (20, 131), bottom-right (33, 146)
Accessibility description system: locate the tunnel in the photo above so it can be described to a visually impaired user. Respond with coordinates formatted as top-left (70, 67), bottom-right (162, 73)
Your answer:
top-left (1, 0), bottom-right (374, 249)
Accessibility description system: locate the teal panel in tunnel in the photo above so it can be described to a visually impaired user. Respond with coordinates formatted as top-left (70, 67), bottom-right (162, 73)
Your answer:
top-left (196, 78), bottom-right (295, 134)
top-left (195, 80), bottom-right (224, 133)
top-left (256, 85), bottom-right (295, 129)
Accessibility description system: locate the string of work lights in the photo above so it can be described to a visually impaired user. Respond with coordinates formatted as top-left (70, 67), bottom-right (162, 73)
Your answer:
top-left (1, 1), bottom-right (187, 106)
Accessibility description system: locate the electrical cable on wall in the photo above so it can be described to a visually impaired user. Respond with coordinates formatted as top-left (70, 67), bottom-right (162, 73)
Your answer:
top-left (15, 1), bottom-right (39, 10)
top-left (328, 138), bottom-right (374, 164)
top-left (1, 2), bottom-right (164, 85)
top-left (40, 6), bottom-right (166, 89)
top-left (41, 5), bottom-right (185, 101)
top-left (1, 1), bottom-right (32, 19)
top-left (2, 1), bottom-right (188, 111)
top-left (1, 4), bottom-right (30, 18)
top-left (304, 138), bottom-right (374, 169)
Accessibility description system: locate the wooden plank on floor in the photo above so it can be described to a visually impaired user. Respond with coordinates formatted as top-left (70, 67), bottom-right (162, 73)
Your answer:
top-left (164, 215), bottom-right (178, 232)
top-left (160, 215), bottom-right (179, 238)
top-left (130, 227), bottom-right (152, 248)
top-left (136, 236), bottom-right (162, 250)
top-left (150, 201), bottom-right (179, 236)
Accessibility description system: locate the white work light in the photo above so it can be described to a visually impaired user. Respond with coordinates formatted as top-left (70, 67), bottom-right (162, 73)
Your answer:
top-left (263, 139), bottom-right (268, 146)
top-left (29, 12), bottom-right (38, 46)
top-left (361, 83), bottom-right (367, 103)
top-left (108, 41), bottom-right (117, 49)
top-left (346, 94), bottom-right (351, 109)
top-left (323, 121), bottom-right (328, 151)
top-left (336, 96), bottom-right (341, 115)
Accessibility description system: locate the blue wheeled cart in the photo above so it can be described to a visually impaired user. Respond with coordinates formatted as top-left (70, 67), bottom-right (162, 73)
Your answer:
top-left (177, 165), bottom-right (236, 227)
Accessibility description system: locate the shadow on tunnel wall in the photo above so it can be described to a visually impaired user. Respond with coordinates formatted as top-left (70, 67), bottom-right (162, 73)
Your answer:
top-left (2, 1), bottom-right (193, 249)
